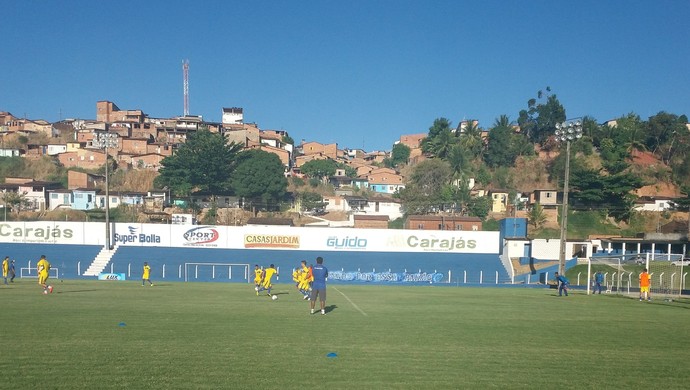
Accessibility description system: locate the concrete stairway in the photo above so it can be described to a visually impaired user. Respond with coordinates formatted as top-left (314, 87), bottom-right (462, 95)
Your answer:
top-left (83, 244), bottom-right (120, 276)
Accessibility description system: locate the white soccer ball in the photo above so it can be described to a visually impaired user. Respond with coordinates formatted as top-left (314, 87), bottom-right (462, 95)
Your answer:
top-left (43, 290), bottom-right (48, 295)
top-left (254, 286), bottom-right (259, 291)
top-left (271, 295), bottom-right (278, 300)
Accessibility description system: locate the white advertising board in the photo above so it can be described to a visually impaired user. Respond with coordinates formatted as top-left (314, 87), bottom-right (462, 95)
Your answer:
top-left (0, 222), bottom-right (501, 254)
top-left (0, 221), bottom-right (92, 244)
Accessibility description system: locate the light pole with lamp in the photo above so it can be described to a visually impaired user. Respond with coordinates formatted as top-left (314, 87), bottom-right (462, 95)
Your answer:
top-left (93, 131), bottom-right (119, 249)
top-left (554, 119), bottom-right (583, 275)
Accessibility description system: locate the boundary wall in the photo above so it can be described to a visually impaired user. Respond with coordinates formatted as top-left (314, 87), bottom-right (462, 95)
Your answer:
top-left (0, 222), bottom-right (509, 285)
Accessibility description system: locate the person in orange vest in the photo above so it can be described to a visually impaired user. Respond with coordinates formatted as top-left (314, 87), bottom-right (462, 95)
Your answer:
top-left (639, 268), bottom-right (651, 301)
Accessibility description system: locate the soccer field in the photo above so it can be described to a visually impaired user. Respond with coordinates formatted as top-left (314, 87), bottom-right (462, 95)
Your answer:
top-left (2, 280), bottom-right (689, 389)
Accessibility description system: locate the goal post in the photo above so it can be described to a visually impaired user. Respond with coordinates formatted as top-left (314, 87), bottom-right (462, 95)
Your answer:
top-left (588, 253), bottom-right (685, 298)
top-left (588, 253), bottom-right (651, 296)
top-left (184, 262), bottom-right (250, 283)
top-left (648, 254), bottom-right (685, 300)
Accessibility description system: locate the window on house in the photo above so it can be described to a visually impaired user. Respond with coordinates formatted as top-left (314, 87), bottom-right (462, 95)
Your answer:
top-left (472, 225), bottom-right (479, 231)
top-left (375, 202), bottom-right (379, 212)
top-left (418, 224), bottom-right (423, 229)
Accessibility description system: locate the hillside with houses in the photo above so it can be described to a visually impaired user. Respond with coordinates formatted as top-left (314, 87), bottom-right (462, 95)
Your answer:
top-left (1, 98), bottom-right (689, 239)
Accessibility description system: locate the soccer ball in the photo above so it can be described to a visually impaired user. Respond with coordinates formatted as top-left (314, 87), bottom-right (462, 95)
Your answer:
top-left (271, 295), bottom-right (278, 300)
top-left (254, 286), bottom-right (259, 291)
top-left (48, 285), bottom-right (54, 293)
top-left (43, 290), bottom-right (48, 295)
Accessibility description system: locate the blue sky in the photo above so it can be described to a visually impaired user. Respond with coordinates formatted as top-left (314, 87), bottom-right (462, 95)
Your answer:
top-left (2, 0), bottom-right (689, 151)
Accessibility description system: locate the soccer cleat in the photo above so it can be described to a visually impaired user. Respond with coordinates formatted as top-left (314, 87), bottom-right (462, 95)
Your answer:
top-left (321, 310), bottom-right (325, 315)
top-left (310, 309), bottom-right (315, 315)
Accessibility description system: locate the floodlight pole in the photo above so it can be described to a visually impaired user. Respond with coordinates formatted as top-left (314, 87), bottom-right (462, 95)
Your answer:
top-left (94, 130), bottom-right (118, 250)
top-left (554, 120), bottom-right (583, 275)
top-left (105, 138), bottom-right (111, 250)
top-left (558, 139), bottom-right (572, 275)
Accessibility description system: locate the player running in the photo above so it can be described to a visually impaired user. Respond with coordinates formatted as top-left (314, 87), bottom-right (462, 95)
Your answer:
top-left (257, 264), bottom-right (278, 297)
top-left (254, 264), bottom-right (264, 295)
top-left (37, 255), bottom-right (52, 294)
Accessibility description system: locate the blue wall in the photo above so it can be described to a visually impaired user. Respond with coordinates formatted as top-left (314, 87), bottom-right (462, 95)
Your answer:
top-left (1, 243), bottom-right (511, 285)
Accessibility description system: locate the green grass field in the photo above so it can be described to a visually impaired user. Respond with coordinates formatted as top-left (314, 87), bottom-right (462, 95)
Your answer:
top-left (1, 279), bottom-right (689, 389)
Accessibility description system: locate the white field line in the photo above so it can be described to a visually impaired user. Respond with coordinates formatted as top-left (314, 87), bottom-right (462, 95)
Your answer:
top-left (333, 286), bottom-right (368, 316)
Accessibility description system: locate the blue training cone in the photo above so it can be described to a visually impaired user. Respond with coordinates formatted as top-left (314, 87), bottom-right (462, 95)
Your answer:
top-left (326, 352), bottom-right (337, 358)
top-left (118, 322), bottom-right (126, 327)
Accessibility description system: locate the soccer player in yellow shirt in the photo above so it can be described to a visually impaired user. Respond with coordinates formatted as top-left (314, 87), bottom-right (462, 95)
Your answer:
top-left (257, 264), bottom-right (278, 297)
top-left (2, 256), bottom-right (8, 285)
top-left (142, 262), bottom-right (154, 286)
top-left (253, 265), bottom-right (264, 295)
top-left (36, 255), bottom-right (52, 294)
top-left (298, 260), bottom-right (312, 300)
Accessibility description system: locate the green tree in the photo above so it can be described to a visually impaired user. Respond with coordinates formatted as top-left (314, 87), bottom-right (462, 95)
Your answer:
top-left (458, 120), bottom-right (484, 159)
top-left (300, 159), bottom-right (338, 179)
top-left (2, 191), bottom-right (30, 217)
top-left (569, 167), bottom-right (645, 221)
top-left (421, 118), bottom-right (456, 157)
top-left (528, 202), bottom-right (547, 229)
top-left (387, 143), bottom-right (411, 167)
top-left (230, 150), bottom-right (288, 210)
top-left (299, 192), bottom-right (324, 211)
top-left (517, 87), bottom-right (566, 145)
top-left (466, 196), bottom-right (491, 220)
top-left (647, 111), bottom-right (687, 164)
top-left (154, 130), bottom-right (242, 197)
top-left (398, 159), bottom-right (452, 214)
top-left (485, 115), bottom-right (514, 167)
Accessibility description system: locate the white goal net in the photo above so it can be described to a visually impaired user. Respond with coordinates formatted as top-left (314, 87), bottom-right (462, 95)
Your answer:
top-left (588, 253), bottom-right (686, 298)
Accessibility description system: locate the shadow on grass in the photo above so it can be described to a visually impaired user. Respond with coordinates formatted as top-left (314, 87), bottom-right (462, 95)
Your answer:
top-left (56, 289), bottom-right (100, 294)
top-left (325, 304), bottom-right (337, 313)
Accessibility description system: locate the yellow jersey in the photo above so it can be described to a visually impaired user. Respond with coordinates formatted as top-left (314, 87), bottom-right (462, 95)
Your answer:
top-left (37, 258), bottom-right (50, 274)
top-left (2, 258), bottom-right (8, 274)
top-left (143, 265), bottom-right (151, 279)
top-left (263, 268), bottom-right (277, 285)
top-left (254, 268), bottom-right (264, 283)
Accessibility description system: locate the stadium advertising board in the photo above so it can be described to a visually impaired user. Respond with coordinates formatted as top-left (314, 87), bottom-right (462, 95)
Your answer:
top-left (0, 222), bottom-right (88, 244)
top-left (0, 222), bottom-right (500, 254)
top-left (98, 273), bottom-right (126, 281)
top-left (180, 226), bottom-right (221, 247)
top-left (243, 234), bottom-right (300, 248)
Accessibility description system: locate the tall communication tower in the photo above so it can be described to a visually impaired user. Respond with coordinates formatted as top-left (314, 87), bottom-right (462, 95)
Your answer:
top-left (183, 59), bottom-right (190, 116)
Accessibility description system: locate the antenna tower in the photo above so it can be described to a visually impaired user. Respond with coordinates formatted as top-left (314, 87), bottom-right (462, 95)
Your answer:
top-left (183, 59), bottom-right (190, 116)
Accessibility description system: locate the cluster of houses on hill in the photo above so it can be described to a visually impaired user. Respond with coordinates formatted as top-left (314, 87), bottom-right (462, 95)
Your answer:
top-left (0, 102), bottom-right (685, 229)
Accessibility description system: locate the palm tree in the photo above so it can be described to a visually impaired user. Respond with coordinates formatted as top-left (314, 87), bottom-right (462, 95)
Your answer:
top-left (458, 120), bottom-right (484, 159)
